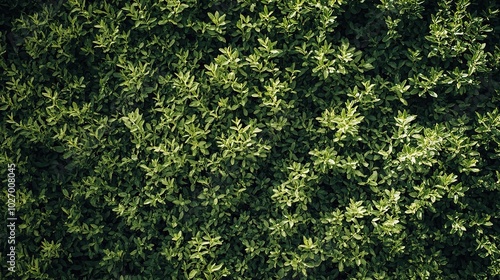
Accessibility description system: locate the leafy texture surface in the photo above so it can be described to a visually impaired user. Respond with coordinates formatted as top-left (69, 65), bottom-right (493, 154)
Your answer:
top-left (1, 0), bottom-right (499, 279)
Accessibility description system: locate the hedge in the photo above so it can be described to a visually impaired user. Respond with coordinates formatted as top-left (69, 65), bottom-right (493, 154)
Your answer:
top-left (1, 0), bottom-right (499, 279)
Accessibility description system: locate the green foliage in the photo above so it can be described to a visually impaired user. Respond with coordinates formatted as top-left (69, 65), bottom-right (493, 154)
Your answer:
top-left (1, 0), bottom-right (499, 279)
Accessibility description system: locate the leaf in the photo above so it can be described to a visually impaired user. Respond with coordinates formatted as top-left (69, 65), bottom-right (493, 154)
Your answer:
top-left (208, 263), bottom-right (223, 273)
top-left (188, 270), bottom-right (198, 279)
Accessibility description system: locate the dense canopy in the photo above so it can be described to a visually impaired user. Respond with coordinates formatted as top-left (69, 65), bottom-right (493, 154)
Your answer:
top-left (1, 0), bottom-right (499, 279)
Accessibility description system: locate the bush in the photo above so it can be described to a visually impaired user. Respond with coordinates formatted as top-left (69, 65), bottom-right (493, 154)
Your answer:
top-left (1, 0), bottom-right (499, 279)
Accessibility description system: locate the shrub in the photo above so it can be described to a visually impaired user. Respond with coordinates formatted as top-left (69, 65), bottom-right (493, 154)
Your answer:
top-left (1, 0), bottom-right (499, 279)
